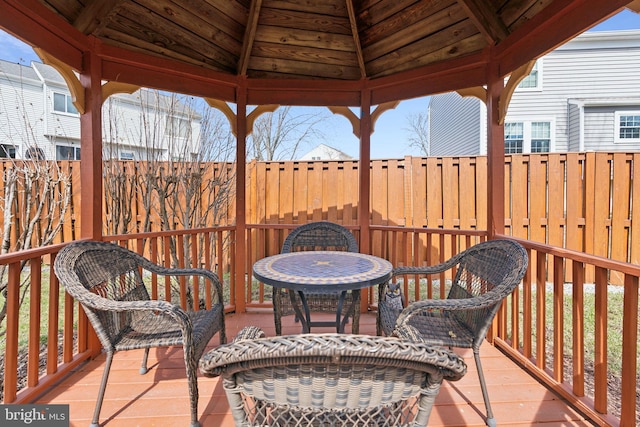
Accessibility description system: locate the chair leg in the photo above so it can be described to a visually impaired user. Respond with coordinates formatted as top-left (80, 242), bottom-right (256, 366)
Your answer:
top-left (352, 291), bottom-right (361, 334)
top-left (140, 348), bottom-right (150, 374)
top-left (352, 307), bottom-right (360, 334)
top-left (473, 348), bottom-right (496, 427)
top-left (90, 351), bottom-right (114, 427)
top-left (273, 288), bottom-right (283, 336)
top-left (185, 347), bottom-right (201, 427)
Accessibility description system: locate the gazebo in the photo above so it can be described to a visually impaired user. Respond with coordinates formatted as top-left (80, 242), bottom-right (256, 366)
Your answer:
top-left (1, 0), bottom-right (639, 425)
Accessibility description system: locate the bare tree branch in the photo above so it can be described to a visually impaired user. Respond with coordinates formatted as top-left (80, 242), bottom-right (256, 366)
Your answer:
top-left (405, 110), bottom-right (430, 156)
top-left (248, 106), bottom-right (328, 161)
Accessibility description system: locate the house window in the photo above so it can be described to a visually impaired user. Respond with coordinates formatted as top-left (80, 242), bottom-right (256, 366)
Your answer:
top-left (531, 122), bottom-right (551, 152)
top-left (25, 146), bottom-right (45, 160)
top-left (517, 60), bottom-right (541, 90)
top-left (615, 111), bottom-right (640, 142)
top-left (120, 151), bottom-right (135, 160)
top-left (0, 144), bottom-right (16, 158)
top-left (56, 145), bottom-right (81, 160)
top-left (166, 116), bottom-right (190, 139)
top-left (505, 120), bottom-right (553, 153)
top-left (53, 92), bottom-right (79, 115)
top-left (504, 122), bottom-right (524, 153)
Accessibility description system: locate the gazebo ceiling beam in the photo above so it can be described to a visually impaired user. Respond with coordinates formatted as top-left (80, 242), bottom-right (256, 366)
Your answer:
top-left (457, 0), bottom-right (509, 44)
top-left (345, 0), bottom-right (367, 79)
top-left (238, 0), bottom-right (262, 76)
top-left (73, 0), bottom-right (123, 35)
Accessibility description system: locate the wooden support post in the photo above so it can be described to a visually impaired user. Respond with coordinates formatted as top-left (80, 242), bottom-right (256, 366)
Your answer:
top-left (79, 49), bottom-right (103, 355)
top-left (79, 50), bottom-right (103, 241)
top-left (359, 90), bottom-right (372, 312)
top-left (235, 84), bottom-right (248, 312)
top-left (486, 56), bottom-right (505, 238)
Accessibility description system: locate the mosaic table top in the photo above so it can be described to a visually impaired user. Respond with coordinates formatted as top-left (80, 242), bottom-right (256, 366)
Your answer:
top-left (252, 251), bottom-right (393, 292)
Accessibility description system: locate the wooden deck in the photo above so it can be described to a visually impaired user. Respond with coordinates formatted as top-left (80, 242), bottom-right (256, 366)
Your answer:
top-left (37, 312), bottom-right (594, 427)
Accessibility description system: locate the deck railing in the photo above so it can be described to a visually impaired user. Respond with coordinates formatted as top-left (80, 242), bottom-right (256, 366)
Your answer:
top-left (1, 225), bottom-right (637, 426)
top-left (495, 236), bottom-right (638, 427)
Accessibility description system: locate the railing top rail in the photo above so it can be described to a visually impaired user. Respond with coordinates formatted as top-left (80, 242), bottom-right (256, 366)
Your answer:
top-left (104, 226), bottom-right (236, 241)
top-left (370, 225), bottom-right (488, 237)
top-left (501, 234), bottom-right (640, 277)
top-left (0, 241), bottom-right (73, 264)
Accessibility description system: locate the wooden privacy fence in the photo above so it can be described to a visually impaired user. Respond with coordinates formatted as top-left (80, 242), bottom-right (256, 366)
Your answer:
top-left (0, 152), bottom-right (637, 274)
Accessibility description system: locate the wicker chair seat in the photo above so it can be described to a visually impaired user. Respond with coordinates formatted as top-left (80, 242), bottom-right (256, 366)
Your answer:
top-left (200, 326), bottom-right (467, 427)
top-left (276, 291), bottom-right (357, 318)
top-left (115, 306), bottom-right (224, 353)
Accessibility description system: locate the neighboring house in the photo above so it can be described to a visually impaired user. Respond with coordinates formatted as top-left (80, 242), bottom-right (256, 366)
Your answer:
top-left (0, 58), bottom-right (201, 161)
top-left (429, 29), bottom-right (640, 155)
top-left (300, 143), bottom-right (353, 160)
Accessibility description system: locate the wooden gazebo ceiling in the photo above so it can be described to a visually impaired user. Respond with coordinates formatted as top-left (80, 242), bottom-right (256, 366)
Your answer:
top-left (1, 0), bottom-right (636, 106)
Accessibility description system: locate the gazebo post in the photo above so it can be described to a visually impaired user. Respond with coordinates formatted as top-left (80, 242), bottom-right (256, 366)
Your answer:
top-left (359, 89), bottom-right (372, 312)
top-left (79, 49), bottom-right (104, 356)
top-left (235, 85), bottom-right (248, 313)
top-left (486, 57), bottom-right (506, 240)
top-left (79, 50), bottom-right (103, 242)
top-left (358, 89), bottom-right (372, 254)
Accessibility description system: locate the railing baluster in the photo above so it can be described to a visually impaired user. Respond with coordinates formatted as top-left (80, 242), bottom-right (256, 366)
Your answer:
top-left (553, 255), bottom-right (564, 382)
top-left (28, 258), bottom-right (42, 388)
top-left (620, 274), bottom-right (638, 425)
top-left (572, 260), bottom-right (585, 396)
top-left (536, 250), bottom-right (547, 370)
top-left (4, 261), bottom-right (21, 402)
top-left (47, 258), bottom-right (60, 375)
top-left (523, 248), bottom-right (532, 358)
top-left (594, 266), bottom-right (608, 413)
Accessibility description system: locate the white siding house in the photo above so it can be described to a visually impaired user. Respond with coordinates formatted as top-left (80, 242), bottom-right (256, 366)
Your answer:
top-left (0, 61), bottom-right (46, 158)
top-left (429, 30), bottom-right (640, 155)
top-left (0, 59), bottom-right (201, 161)
top-left (300, 143), bottom-right (353, 160)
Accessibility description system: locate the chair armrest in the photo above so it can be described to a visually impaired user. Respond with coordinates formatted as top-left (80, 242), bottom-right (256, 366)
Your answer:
top-left (390, 253), bottom-right (464, 278)
top-left (395, 291), bottom-right (506, 329)
top-left (136, 258), bottom-right (225, 306)
top-left (74, 293), bottom-right (193, 328)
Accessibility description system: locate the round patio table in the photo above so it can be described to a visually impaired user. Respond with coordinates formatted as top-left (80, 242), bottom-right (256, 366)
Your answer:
top-left (253, 251), bottom-right (393, 333)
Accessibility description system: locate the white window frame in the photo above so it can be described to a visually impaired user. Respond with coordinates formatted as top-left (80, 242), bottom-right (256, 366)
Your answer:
top-left (55, 144), bottom-right (81, 160)
top-left (504, 118), bottom-right (555, 153)
top-left (0, 144), bottom-right (17, 159)
top-left (614, 111), bottom-right (640, 143)
top-left (516, 58), bottom-right (543, 92)
top-left (53, 92), bottom-right (79, 116)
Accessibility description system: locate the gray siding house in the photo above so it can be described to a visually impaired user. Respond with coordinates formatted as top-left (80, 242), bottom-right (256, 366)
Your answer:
top-left (429, 30), bottom-right (640, 155)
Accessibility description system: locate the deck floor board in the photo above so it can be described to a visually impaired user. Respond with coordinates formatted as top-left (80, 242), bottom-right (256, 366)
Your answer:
top-left (37, 312), bottom-right (592, 426)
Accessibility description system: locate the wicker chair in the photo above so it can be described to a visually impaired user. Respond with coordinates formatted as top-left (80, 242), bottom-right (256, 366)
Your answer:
top-left (273, 221), bottom-right (360, 335)
top-left (376, 239), bottom-right (528, 427)
top-left (200, 325), bottom-right (467, 427)
top-left (54, 241), bottom-right (226, 427)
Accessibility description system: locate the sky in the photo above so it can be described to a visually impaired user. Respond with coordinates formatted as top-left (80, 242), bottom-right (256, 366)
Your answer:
top-left (1, 8), bottom-right (640, 159)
